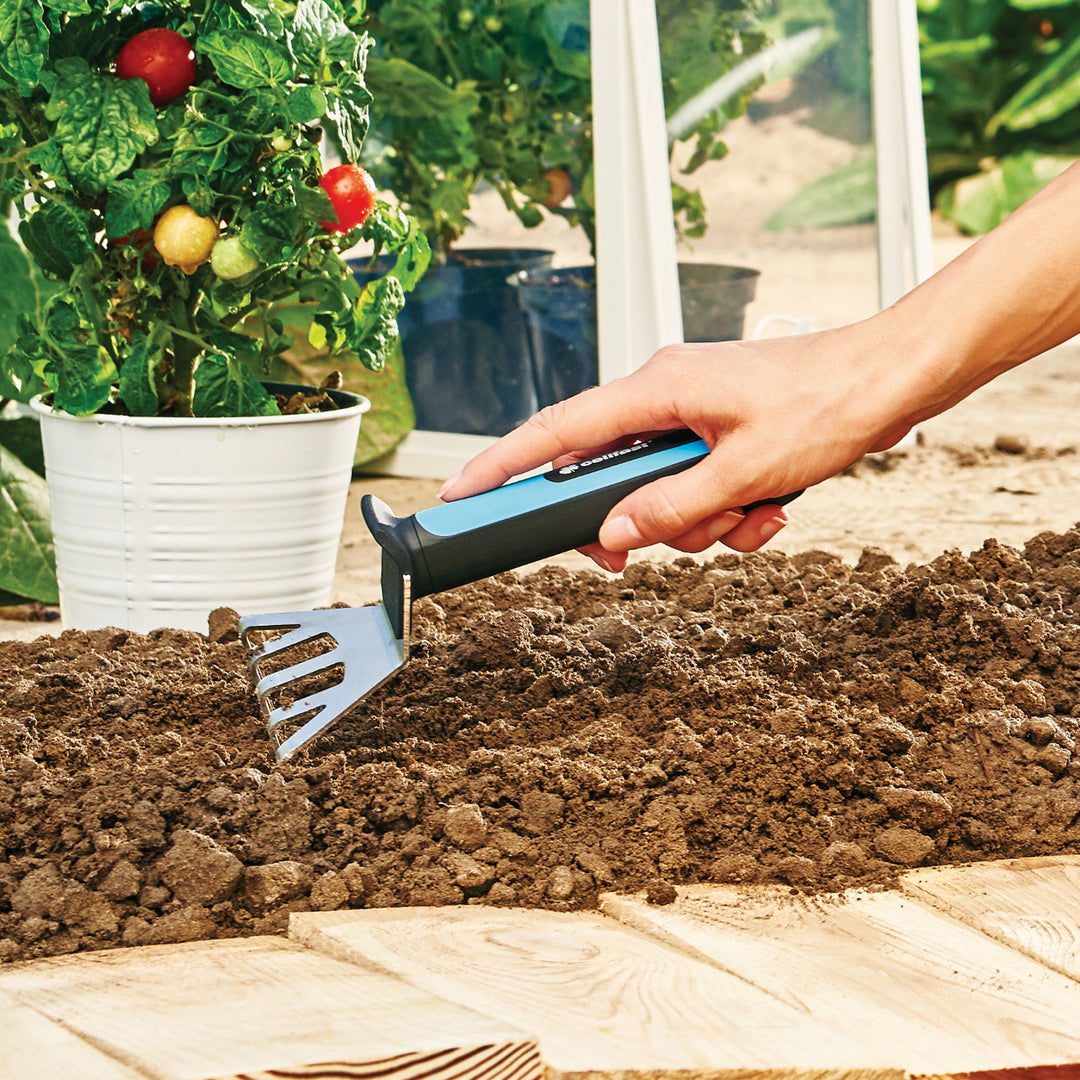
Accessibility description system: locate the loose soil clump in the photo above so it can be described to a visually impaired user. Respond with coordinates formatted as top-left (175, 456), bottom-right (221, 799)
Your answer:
top-left (2, 528), bottom-right (1080, 964)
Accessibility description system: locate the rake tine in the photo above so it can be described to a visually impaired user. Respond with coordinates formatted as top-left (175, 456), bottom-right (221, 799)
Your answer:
top-left (273, 704), bottom-right (350, 762)
top-left (252, 647), bottom-right (343, 696)
top-left (264, 682), bottom-right (348, 729)
top-left (244, 623), bottom-right (326, 663)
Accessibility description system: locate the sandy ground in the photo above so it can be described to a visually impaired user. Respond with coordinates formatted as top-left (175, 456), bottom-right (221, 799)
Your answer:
top-left (5, 108), bottom-right (1080, 640)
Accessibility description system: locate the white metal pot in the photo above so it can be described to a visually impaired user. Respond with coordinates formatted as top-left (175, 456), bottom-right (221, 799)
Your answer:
top-left (30, 385), bottom-right (368, 634)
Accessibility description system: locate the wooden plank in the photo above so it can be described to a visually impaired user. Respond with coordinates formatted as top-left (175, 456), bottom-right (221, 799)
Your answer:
top-left (900, 856), bottom-right (1080, 982)
top-left (598, 885), bottom-right (1080, 1075)
top-left (0, 936), bottom-right (540, 1080)
top-left (292, 905), bottom-right (913, 1077)
top-left (0, 986), bottom-right (146, 1080)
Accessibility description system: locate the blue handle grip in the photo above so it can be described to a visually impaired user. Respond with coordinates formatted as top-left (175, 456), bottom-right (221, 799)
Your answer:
top-left (363, 431), bottom-right (801, 613)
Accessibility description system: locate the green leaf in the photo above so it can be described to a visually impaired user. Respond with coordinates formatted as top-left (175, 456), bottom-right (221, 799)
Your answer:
top-left (766, 151), bottom-right (877, 231)
top-left (936, 152), bottom-right (1075, 234)
top-left (48, 343), bottom-right (115, 415)
top-left (42, 298), bottom-right (116, 416)
top-left (285, 84), bottom-right (327, 123)
top-left (296, 179), bottom-right (337, 223)
top-left (241, 202), bottom-right (304, 262)
top-left (989, 34), bottom-right (1080, 134)
top-left (198, 29), bottom-right (294, 89)
top-left (386, 223), bottom-right (431, 292)
top-left (0, 330), bottom-right (49, 403)
top-left (0, 416), bottom-right (45, 477)
top-left (291, 0), bottom-right (357, 67)
top-left (364, 56), bottom-right (479, 124)
top-left (0, 227), bottom-right (55, 355)
top-left (117, 335), bottom-right (161, 416)
top-left (192, 354), bottom-right (280, 416)
top-left (541, 0), bottom-right (591, 80)
top-left (342, 274), bottom-right (404, 371)
top-left (19, 201), bottom-right (96, 280)
top-left (46, 58), bottom-right (158, 194)
top-left (325, 66), bottom-right (372, 161)
top-left (0, 443), bottom-right (57, 604)
top-left (105, 169), bottom-right (172, 238)
top-left (0, 0), bottom-right (48, 95)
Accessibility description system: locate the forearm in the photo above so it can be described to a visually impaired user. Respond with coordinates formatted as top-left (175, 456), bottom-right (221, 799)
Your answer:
top-left (870, 160), bottom-right (1080, 428)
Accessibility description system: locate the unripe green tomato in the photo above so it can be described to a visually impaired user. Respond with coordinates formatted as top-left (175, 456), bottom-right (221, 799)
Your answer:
top-left (210, 236), bottom-right (261, 279)
top-left (153, 205), bottom-right (219, 274)
top-left (484, 14), bottom-right (502, 31)
top-left (270, 133), bottom-right (293, 153)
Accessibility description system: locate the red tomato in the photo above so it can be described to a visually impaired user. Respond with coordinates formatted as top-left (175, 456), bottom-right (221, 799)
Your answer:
top-left (109, 227), bottom-right (158, 269)
top-left (319, 164), bottom-right (378, 232)
top-left (116, 28), bottom-right (196, 108)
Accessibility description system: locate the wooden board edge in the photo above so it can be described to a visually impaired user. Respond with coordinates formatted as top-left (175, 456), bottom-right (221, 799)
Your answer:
top-left (914, 1066), bottom-right (1080, 1080)
top-left (903, 856), bottom-right (1080, 882)
top-left (548, 1069), bottom-right (908, 1080)
top-left (205, 1037), bottom-right (545, 1080)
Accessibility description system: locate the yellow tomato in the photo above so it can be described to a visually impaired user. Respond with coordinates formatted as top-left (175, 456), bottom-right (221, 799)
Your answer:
top-left (153, 205), bottom-right (220, 274)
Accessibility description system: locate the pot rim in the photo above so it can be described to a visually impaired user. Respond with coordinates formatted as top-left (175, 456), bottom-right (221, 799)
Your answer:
top-left (29, 384), bottom-right (371, 429)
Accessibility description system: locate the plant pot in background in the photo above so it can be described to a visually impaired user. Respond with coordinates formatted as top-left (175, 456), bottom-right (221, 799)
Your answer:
top-left (30, 384), bottom-right (367, 634)
top-left (350, 247), bottom-right (554, 437)
top-left (510, 263), bottom-right (760, 406)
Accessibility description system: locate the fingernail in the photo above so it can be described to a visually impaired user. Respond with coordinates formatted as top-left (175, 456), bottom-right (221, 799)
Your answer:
top-left (436, 470), bottom-right (462, 500)
top-left (759, 514), bottom-right (789, 541)
top-left (600, 514), bottom-right (646, 550)
top-left (591, 551), bottom-right (618, 572)
top-left (707, 510), bottom-right (745, 542)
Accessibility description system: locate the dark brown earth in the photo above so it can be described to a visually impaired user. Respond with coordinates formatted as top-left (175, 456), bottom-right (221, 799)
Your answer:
top-left (2, 527), bottom-right (1079, 965)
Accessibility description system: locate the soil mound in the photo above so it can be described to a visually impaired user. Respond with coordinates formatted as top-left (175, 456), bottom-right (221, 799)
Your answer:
top-left (2, 528), bottom-right (1079, 963)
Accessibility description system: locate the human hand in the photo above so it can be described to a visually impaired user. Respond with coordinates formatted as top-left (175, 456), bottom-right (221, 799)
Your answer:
top-left (437, 324), bottom-right (916, 571)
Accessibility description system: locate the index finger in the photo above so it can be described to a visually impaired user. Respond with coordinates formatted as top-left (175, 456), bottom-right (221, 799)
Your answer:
top-left (440, 375), bottom-right (683, 499)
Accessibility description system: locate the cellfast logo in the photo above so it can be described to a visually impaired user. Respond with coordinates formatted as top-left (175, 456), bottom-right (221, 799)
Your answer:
top-left (556, 442), bottom-right (649, 477)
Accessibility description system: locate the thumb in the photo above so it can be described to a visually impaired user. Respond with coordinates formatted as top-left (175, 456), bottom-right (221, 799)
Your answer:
top-left (595, 458), bottom-right (734, 551)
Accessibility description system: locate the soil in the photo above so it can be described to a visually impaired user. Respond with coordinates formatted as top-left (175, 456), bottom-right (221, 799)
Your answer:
top-left (2, 525), bottom-right (1080, 966)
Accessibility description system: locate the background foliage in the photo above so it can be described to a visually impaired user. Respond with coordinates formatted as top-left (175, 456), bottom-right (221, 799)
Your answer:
top-left (765, 0), bottom-right (1080, 234)
top-left (359, 0), bottom-right (770, 257)
top-left (920, 0), bottom-right (1080, 234)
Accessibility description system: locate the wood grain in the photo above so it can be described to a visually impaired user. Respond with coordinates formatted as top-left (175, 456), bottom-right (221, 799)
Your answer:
top-left (900, 856), bottom-right (1080, 981)
top-left (0, 936), bottom-right (539, 1080)
top-left (0, 986), bottom-right (146, 1080)
top-left (597, 885), bottom-right (1080, 1074)
top-left (293, 905), bottom-right (926, 1076)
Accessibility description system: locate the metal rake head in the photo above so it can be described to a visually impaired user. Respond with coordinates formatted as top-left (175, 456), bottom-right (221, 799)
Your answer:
top-left (239, 604), bottom-right (407, 761)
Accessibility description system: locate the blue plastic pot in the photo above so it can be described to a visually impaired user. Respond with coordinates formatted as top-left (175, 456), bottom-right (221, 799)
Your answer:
top-left (350, 247), bottom-right (554, 437)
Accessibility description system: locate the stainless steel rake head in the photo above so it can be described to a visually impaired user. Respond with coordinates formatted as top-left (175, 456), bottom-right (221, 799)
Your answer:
top-left (239, 567), bottom-right (411, 762)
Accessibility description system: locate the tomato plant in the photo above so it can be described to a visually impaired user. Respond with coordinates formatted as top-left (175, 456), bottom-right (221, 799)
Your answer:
top-left (360, 0), bottom-right (771, 256)
top-left (319, 164), bottom-right (378, 232)
top-left (115, 28), bottom-right (196, 108)
top-left (0, 0), bottom-right (429, 425)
